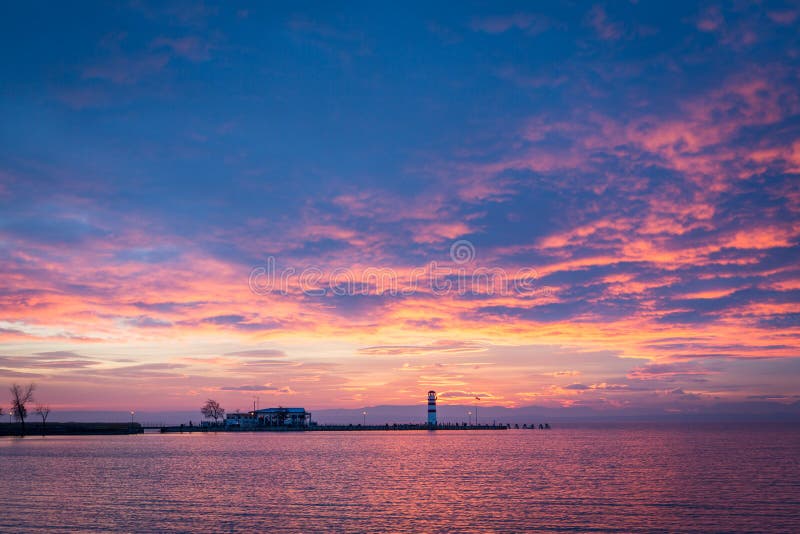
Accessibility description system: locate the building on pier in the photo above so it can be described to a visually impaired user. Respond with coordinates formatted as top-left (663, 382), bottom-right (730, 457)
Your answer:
top-left (225, 407), bottom-right (311, 428)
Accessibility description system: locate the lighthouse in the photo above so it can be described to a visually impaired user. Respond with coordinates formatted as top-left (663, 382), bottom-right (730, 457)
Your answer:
top-left (427, 390), bottom-right (437, 426)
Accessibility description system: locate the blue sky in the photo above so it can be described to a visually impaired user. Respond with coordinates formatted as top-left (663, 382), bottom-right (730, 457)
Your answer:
top-left (1, 1), bottom-right (799, 413)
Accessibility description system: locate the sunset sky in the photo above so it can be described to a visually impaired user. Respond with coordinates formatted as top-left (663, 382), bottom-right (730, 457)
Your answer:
top-left (1, 2), bottom-right (799, 415)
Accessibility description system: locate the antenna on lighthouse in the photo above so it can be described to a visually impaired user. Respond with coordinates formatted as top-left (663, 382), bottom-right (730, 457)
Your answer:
top-left (427, 390), bottom-right (437, 428)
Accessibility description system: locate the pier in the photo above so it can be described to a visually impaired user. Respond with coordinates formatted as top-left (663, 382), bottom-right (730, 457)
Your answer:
top-left (1, 390), bottom-right (551, 436)
top-left (0, 422), bottom-right (142, 436)
top-left (156, 423), bottom-right (511, 433)
top-left (212, 392), bottom-right (546, 433)
top-left (2, 422), bottom-right (550, 436)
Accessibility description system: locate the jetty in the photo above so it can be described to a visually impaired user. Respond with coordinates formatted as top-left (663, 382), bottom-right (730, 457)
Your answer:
top-left (156, 423), bottom-right (510, 433)
top-left (157, 392), bottom-right (551, 433)
top-left (0, 422), bottom-right (142, 436)
top-left (1, 391), bottom-right (549, 436)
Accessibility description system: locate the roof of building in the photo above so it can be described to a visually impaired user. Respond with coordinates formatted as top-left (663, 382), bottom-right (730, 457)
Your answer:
top-left (255, 407), bottom-right (308, 414)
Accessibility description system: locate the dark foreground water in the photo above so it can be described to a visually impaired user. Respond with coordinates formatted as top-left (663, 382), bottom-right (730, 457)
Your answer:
top-left (1, 423), bottom-right (799, 532)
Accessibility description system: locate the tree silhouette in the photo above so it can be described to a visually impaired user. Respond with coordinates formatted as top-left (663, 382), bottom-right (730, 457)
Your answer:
top-left (35, 405), bottom-right (51, 435)
top-left (10, 383), bottom-right (35, 436)
top-left (201, 399), bottom-right (225, 425)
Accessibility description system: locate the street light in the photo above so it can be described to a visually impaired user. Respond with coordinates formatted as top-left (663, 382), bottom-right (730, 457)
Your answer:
top-left (467, 410), bottom-right (472, 426)
top-left (362, 411), bottom-right (367, 426)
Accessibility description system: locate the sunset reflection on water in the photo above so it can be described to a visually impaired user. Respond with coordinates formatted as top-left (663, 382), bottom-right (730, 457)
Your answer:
top-left (1, 425), bottom-right (799, 532)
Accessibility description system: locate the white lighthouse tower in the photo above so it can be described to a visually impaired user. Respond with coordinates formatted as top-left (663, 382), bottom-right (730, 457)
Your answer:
top-left (427, 390), bottom-right (437, 426)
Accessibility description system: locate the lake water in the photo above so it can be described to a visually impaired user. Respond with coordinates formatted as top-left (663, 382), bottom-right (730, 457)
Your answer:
top-left (1, 423), bottom-right (799, 532)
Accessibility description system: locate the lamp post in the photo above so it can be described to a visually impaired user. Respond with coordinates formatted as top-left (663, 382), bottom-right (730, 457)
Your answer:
top-left (362, 411), bottom-right (367, 426)
top-left (467, 410), bottom-right (472, 426)
top-left (129, 410), bottom-right (135, 434)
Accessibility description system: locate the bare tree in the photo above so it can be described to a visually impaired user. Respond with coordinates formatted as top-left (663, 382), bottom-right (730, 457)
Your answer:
top-left (201, 399), bottom-right (225, 425)
top-left (35, 405), bottom-right (51, 435)
top-left (10, 383), bottom-right (35, 436)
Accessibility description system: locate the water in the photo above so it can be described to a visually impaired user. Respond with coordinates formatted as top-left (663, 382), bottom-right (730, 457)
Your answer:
top-left (1, 424), bottom-right (799, 532)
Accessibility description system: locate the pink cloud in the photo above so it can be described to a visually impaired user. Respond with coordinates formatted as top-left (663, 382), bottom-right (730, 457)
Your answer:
top-left (83, 54), bottom-right (170, 84)
top-left (470, 13), bottom-right (550, 34)
top-left (695, 5), bottom-right (725, 32)
top-left (151, 36), bottom-right (214, 62)
top-left (587, 5), bottom-right (623, 40)
top-left (767, 9), bottom-right (799, 25)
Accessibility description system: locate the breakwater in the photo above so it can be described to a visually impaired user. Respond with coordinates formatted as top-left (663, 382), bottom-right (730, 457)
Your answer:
top-left (0, 422), bottom-right (142, 436)
top-left (156, 423), bottom-right (519, 433)
top-left (2, 422), bottom-right (549, 436)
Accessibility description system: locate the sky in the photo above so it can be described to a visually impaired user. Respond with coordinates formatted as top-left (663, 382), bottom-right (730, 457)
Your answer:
top-left (1, 1), bottom-right (799, 417)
